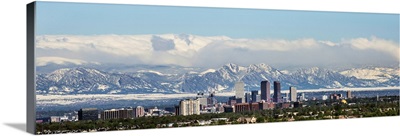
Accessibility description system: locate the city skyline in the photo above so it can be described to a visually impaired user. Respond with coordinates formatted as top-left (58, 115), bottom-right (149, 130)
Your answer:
top-left (34, 71), bottom-right (399, 134)
top-left (39, 79), bottom-right (399, 122)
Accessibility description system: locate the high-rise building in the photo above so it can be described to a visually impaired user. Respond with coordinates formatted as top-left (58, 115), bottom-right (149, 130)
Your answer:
top-left (174, 106), bottom-right (180, 116)
top-left (228, 96), bottom-right (236, 105)
top-left (234, 82), bottom-right (245, 103)
top-left (251, 90), bottom-right (258, 102)
top-left (207, 92), bottom-right (217, 106)
top-left (196, 93), bottom-right (208, 109)
top-left (273, 81), bottom-right (281, 103)
top-left (255, 95), bottom-right (261, 102)
top-left (78, 108), bottom-right (98, 121)
top-left (300, 93), bottom-right (306, 101)
top-left (235, 98), bottom-right (243, 103)
top-left (347, 91), bottom-right (352, 99)
top-left (197, 97), bottom-right (208, 109)
top-left (179, 99), bottom-right (200, 116)
top-left (133, 106), bottom-right (145, 118)
top-left (261, 81), bottom-right (271, 102)
top-left (245, 92), bottom-right (251, 103)
top-left (289, 86), bottom-right (297, 102)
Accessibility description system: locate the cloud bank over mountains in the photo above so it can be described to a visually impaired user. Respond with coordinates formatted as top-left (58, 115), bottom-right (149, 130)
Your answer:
top-left (35, 34), bottom-right (399, 68)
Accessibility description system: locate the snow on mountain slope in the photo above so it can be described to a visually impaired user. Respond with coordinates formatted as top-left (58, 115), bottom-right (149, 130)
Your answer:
top-left (137, 70), bottom-right (164, 75)
top-left (36, 63), bottom-right (399, 94)
top-left (200, 69), bottom-right (217, 75)
top-left (340, 67), bottom-right (400, 82)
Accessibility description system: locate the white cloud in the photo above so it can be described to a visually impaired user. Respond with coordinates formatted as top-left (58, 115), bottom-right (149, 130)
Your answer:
top-left (318, 40), bottom-right (337, 47)
top-left (35, 34), bottom-right (399, 68)
top-left (36, 56), bottom-right (98, 66)
top-left (36, 35), bottom-right (153, 57)
top-left (219, 38), bottom-right (319, 51)
top-left (346, 36), bottom-right (399, 59)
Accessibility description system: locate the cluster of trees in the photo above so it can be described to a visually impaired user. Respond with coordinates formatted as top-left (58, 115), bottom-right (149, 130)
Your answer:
top-left (36, 96), bottom-right (399, 134)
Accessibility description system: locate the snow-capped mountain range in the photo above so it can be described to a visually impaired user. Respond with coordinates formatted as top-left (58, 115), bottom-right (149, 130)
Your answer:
top-left (35, 63), bottom-right (399, 94)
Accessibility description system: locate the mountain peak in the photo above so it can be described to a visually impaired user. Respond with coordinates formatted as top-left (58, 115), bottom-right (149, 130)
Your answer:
top-left (222, 63), bottom-right (240, 72)
top-left (224, 63), bottom-right (238, 67)
top-left (247, 63), bottom-right (274, 72)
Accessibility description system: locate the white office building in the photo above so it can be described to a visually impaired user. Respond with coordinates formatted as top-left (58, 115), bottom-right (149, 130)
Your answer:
top-left (179, 99), bottom-right (200, 116)
top-left (289, 86), bottom-right (297, 102)
top-left (234, 82), bottom-right (245, 103)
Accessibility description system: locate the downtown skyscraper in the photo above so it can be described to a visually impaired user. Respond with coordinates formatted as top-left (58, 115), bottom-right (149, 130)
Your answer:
top-left (273, 81), bottom-right (281, 103)
top-left (261, 81), bottom-right (271, 102)
top-left (289, 86), bottom-right (297, 102)
top-left (235, 82), bottom-right (245, 103)
top-left (251, 90), bottom-right (259, 103)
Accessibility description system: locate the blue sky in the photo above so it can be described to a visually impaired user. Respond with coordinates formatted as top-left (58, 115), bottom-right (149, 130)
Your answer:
top-left (35, 2), bottom-right (399, 68)
top-left (36, 2), bottom-right (399, 42)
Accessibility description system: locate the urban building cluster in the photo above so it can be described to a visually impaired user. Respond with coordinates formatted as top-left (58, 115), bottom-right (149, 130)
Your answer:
top-left (36, 80), bottom-right (354, 122)
top-left (223, 81), bottom-right (303, 113)
top-left (175, 80), bottom-right (353, 115)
